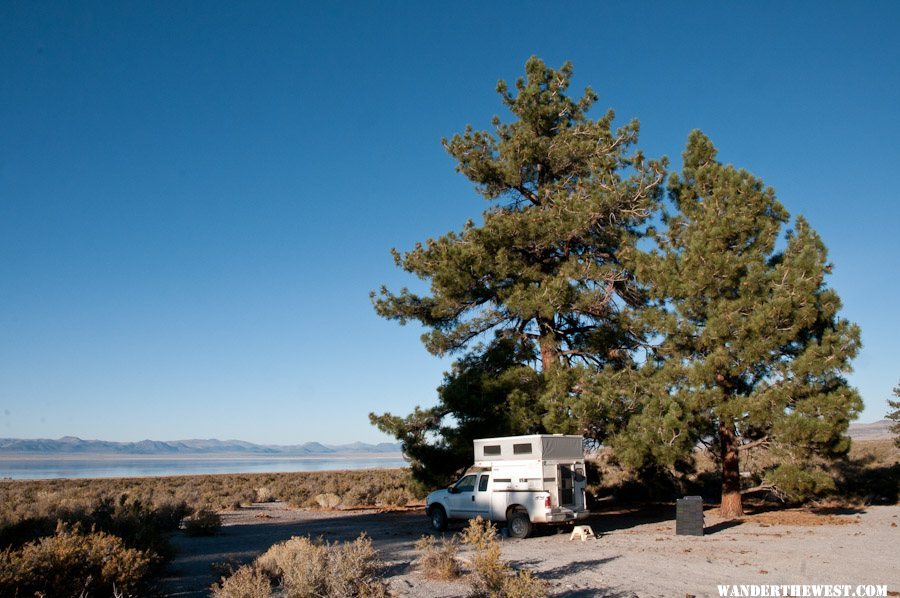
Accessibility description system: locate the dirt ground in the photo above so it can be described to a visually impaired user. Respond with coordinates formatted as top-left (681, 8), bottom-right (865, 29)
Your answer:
top-left (160, 502), bottom-right (900, 597)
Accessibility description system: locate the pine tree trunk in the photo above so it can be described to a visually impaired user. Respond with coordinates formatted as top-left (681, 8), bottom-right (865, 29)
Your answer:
top-left (718, 419), bottom-right (744, 518)
top-left (537, 316), bottom-right (558, 372)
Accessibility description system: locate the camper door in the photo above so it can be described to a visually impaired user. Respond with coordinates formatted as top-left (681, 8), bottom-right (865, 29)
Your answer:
top-left (557, 463), bottom-right (586, 509)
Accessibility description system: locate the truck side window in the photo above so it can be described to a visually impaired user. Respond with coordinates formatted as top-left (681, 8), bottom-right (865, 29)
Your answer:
top-left (455, 474), bottom-right (477, 493)
top-left (478, 475), bottom-right (490, 492)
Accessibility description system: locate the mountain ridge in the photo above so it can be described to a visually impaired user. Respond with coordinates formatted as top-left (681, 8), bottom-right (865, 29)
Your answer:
top-left (0, 420), bottom-right (889, 456)
top-left (0, 436), bottom-right (402, 455)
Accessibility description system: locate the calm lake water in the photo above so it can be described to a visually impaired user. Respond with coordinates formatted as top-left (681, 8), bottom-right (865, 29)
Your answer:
top-left (0, 456), bottom-right (408, 480)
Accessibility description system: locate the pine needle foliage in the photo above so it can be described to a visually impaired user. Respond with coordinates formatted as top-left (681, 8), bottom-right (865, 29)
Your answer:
top-left (370, 57), bottom-right (665, 484)
top-left (607, 131), bottom-right (862, 515)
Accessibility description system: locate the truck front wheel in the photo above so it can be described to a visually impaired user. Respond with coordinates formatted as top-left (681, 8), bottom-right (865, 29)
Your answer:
top-left (429, 505), bottom-right (448, 532)
top-left (508, 511), bottom-right (533, 539)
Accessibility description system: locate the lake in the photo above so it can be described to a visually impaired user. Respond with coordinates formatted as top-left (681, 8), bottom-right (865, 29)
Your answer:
top-left (0, 455), bottom-right (408, 480)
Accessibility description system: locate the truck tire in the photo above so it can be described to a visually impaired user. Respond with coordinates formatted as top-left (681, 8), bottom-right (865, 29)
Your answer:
top-left (507, 511), bottom-right (533, 539)
top-left (428, 505), bottom-right (448, 532)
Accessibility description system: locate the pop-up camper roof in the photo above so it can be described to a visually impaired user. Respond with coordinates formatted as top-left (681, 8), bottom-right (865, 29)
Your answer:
top-left (473, 434), bottom-right (584, 463)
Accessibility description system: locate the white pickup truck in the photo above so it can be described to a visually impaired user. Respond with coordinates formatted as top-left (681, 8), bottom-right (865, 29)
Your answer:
top-left (425, 434), bottom-right (589, 538)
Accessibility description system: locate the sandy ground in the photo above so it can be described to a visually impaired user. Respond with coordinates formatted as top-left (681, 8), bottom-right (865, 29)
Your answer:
top-left (159, 502), bottom-right (900, 597)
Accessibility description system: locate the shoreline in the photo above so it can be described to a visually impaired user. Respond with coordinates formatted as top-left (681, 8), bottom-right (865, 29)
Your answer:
top-left (0, 451), bottom-right (403, 462)
top-left (0, 453), bottom-right (408, 481)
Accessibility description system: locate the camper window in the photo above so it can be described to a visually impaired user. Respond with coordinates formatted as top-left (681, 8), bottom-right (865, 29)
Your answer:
top-left (513, 443), bottom-right (532, 455)
top-left (483, 445), bottom-right (501, 456)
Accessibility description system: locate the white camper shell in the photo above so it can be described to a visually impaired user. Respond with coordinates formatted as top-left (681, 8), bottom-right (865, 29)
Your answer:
top-left (425, 434), bottom-right (589, 538)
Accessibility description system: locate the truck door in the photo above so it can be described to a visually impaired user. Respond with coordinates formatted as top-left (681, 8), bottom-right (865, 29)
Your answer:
top-left (449, 473), bottom-right (492, 518)
top-left (447, 474), bottom-right (477, 517)
top-left (472, 473), bottom-right (492, 519)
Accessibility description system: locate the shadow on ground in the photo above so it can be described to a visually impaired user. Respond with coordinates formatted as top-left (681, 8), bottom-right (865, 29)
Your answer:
top-left (703, 519), bottom-right (744, 534)
top-left (160, 509), bottom-right (425, 597)
top-left (538, 556), bottom-right (620, 580)
top-left (585, 503), bottom-right (675, 534)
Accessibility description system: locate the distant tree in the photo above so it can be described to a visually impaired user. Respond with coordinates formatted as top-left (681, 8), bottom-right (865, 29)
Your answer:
top-left (613, 131), bottom-right (862, 517)
top-left (370, 57), bottom-right (665, 483)
top-left (888, 383), bottom-right (900, 448)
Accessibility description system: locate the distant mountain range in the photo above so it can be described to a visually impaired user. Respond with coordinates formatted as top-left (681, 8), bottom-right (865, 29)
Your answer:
top-left (0, 436), bottom-right (403, 456)
top-left (847, 419), bottom-right (894, 441)
top-left (0, 421), bottom-right (889, 456)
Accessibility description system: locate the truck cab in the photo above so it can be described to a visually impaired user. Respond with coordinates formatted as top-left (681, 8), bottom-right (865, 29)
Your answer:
top-left (425, 434), bottom-right (589, 538)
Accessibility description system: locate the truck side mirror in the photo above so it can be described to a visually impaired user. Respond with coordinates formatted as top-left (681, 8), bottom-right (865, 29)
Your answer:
top-left (448, 486), bottom-right (458, 494)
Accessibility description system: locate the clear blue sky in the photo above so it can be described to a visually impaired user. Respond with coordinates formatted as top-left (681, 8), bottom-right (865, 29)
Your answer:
top-left (1, 2), bottom-right (897, 444)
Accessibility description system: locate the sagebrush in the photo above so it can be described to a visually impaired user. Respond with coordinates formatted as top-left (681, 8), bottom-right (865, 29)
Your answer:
top-left (213, 533), bottom-right (390, 598)
top-left (460, 517), bottom-right (546, 598)
top-left (0, 521), bottom-right (155, 597)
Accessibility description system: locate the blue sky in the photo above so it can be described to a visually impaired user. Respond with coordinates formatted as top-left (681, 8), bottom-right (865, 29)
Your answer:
top-left (1, 2), bottom-right (897, 444)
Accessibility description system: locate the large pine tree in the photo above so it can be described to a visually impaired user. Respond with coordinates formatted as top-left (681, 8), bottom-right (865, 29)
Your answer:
top-left (371, 57), bottom-right (665, 481)
top-left (620, 131), bottom-right (862, 517)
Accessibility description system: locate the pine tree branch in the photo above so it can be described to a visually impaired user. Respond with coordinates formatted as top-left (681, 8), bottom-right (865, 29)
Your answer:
top-left (737, 436), bottom-right (770, 451)
top-left (513, 185), bottom-right (540, 205)
top-left (741, 483), bottom-right (777, 496)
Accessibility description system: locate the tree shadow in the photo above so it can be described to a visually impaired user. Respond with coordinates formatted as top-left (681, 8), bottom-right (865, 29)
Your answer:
top-left (808, 506), bottom-right (867, 516)
top-left (834, 460), bottom-right (899, 505)
top-left (160, 509), bottom-right (427, 597)
top-left (702, 519), bottom-right (744, 534)
top-left (583, 503), bottom-right (675, 534)
top-left (537, 556), bottom-right (620, 580)
top-left (552, 587), bottom-right (638, 597)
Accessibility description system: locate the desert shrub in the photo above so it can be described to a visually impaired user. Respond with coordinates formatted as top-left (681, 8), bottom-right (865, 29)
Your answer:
top-left (497, 569), bottom-right (546, 598)
top-left (0, 521), bottom-right (154, 597)
top-left (460, 518), bottom-right (506, 594)
top-left (184, 509), bottom-right (222, 536)
top-left (245, 533), bottom-right (388, 597)
top-left (211, 565), bottom-right (273, 598)
top-left (0, 495), bottom-right (187, 565)
top-left (341, 485), bottom-right (374, 506)
top-left (325, 533), bottom-right (390, 598)
top-left (256, 535), bottom-right (328, 595)
top-left (91, 496), bottom-right (189, 559)
top-left (0, 468), bottom-right (416, 525)
top-left (314, 492), bottom-right (342, 509)
top-left (255, 486), bottom-right (274, 503)
top-left (376, 486), bottom-right (411, 508)
top-left (460, 517), bottom-right (546, 598)
top-left (152, 500), bottom-right (193, 530)
top-left (415, 534), bottom-right (460, 580)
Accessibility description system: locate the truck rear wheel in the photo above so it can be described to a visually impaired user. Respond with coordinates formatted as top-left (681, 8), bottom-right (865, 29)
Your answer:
top-left (429, 505), bottom-right (448, 532)
top-left (508, 511), bottom-right (532, 539)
